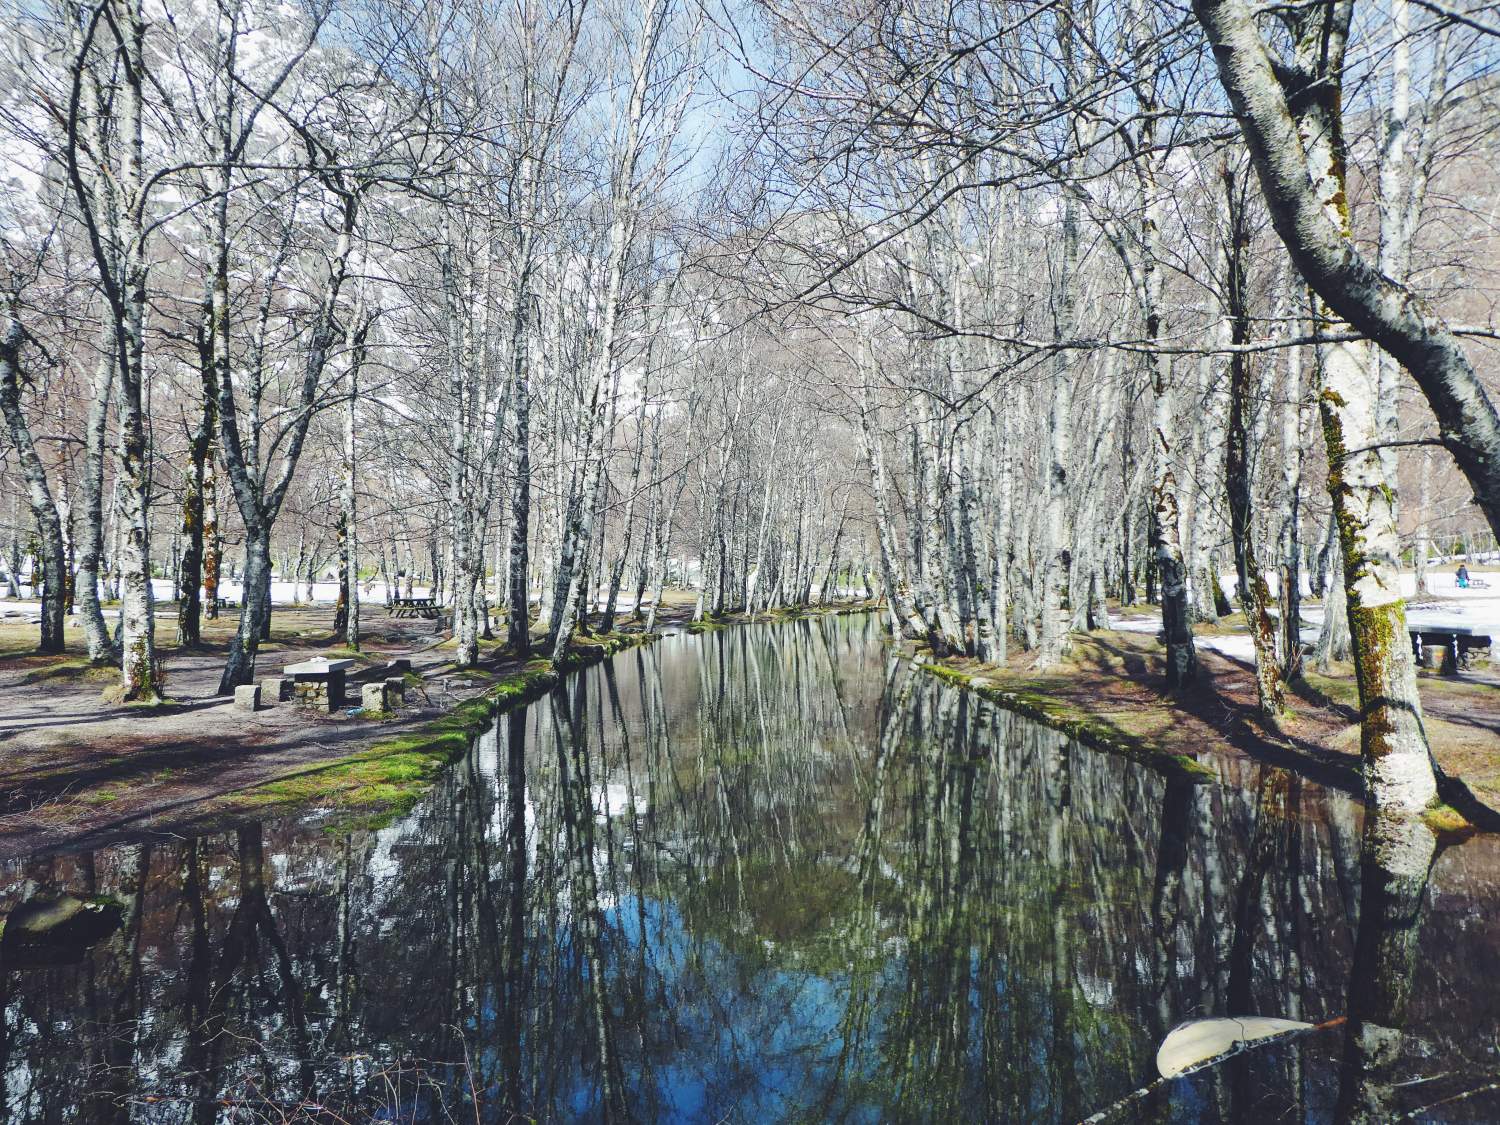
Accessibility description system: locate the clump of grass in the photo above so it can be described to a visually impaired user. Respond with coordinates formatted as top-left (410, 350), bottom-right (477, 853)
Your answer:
top-left (19, 658), bottom-right (114, 687)
top-left (1423, 803), bottom-right (1473, 836)
top-left (323, 647), bottom-right (379, 665)
top-left (450, 667), bottom-right (494, 681)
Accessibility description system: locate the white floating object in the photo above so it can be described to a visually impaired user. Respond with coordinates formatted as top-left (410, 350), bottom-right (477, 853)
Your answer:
top-left (1156, 1017), bottom-right (1313, 1078)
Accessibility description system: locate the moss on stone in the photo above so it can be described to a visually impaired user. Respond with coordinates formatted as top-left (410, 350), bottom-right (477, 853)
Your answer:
top-left (19, 658), bottom-right (114, 687)
top-left (1422, 803), bottom-right (1473, 836)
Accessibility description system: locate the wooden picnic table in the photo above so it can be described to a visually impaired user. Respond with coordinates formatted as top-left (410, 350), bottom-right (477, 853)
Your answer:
top-left (387, 596), bottom-right (439, 619)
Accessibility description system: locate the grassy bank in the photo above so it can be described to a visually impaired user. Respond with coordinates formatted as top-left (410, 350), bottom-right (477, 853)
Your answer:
top-left (910, 648), bottom-right (1218, 784)
top-left (218, 630), bottom-right (655, 831)
top-left (213, 603), bottom-right (879, 831)
top-left (685, 600), bottom-right (882, 634)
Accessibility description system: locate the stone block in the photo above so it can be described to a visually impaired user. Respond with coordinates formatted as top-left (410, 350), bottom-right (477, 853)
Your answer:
top-left (1459, 640), bottom-right (1492, 671)
top-left (361, 682), bottom-right (389, 711)
top-left (262, 676), bottom-right (293, 703)
top-left (234, 684), bottom-right (262, 712)
top-left (293, 679), bottom-right (335, 712)
top-left (1420, 642), bottom-right (1456, 675)
top-left (388, 657), bottom-right (412, 674)
top-left (384, 676), bottom-right (407, 703)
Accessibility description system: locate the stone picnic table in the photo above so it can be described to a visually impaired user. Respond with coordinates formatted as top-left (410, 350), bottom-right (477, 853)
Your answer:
top-left (1407, 611), bottom-right (1494, 676)
top-left (281, 657), bottom-right (356, 710)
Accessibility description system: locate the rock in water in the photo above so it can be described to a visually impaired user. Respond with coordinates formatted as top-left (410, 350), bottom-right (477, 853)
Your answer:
top-left (2, 893), bottom-right (124, 961)
top-left (1156, 1016), bottom-right (1313, 1078)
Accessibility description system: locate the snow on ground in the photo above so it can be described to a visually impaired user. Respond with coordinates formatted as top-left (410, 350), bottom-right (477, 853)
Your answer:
top-left (0, 578), bottom-right (659, 624)
top-left (1112, 616), bottom-right (1323, 663)
top-left (0, 580), bottom-right (404, 624)
top-left (1222, 567), bottom-right (1496, 601)
top-left (1118, 576), bottom-right (1500, 664)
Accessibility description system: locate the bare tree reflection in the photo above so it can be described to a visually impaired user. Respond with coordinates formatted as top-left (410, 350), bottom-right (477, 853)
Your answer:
top-left (1334, 812), bottom-right (1438, 1124)
top-left (0, 617), bottom-right (1494, 1122)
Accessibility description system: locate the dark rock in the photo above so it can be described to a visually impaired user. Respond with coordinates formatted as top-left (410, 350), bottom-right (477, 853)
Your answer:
top-left (2, 893), bottom-right (124, 966)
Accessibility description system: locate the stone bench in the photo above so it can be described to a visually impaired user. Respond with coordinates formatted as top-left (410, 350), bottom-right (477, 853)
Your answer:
top-left (1410, 622), bottom-right (1492, 677)
top-left (359, 676), bottom-right (409, 712)
top-left (261, 675), bottom-right (293, 703)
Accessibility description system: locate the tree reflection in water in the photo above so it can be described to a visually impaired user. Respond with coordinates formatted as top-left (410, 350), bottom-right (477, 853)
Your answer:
top-left (1334, 811), bottom-right (1438, 1125)
top-left (0, 615), bottom-right (1497, 1122)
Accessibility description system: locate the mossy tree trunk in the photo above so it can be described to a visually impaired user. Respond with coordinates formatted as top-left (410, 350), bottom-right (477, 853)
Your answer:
top-left (333, 513), bottom-right (350, 638)
top-left (111, 0), bottom-right (161, 701)
top-left (202, 466), bottom-right (220, 620)
top-left (1222, 160), bottom-right (1284, 715)
top-left (1334, 810), bottom-right (1437, 1123)
top-left (1279, 286), bottom-right (1308, 680)
top-left (340, 318), bottom-right (363, 652)
top-left (76, 338), bottom-right (116, 663)
top-left (220, 528), bottom-right (272, 693)
top-left (1150, 350), bottom-right (1197, 690)
top-left (1196, 0), bottom-right (1437, 811)
top-left (177, 299), bottom-right (216, 648)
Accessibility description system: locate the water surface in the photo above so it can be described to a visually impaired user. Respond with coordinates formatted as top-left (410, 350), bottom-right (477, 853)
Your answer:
top-left (4, 616), bottom-right (1500, 1121)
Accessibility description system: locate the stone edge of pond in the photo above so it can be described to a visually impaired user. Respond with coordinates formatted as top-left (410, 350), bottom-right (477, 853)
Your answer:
top-left (216, 602), bottom-right (883, 835)
top-left (905, 651), bottom-right (1219, 785)
top-left (904, 648), bottom-right (1488, 837)
top-left (218, 631), bottom-right (658, 835)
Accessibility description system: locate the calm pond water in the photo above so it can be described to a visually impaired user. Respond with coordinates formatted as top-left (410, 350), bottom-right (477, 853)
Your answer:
top-left (4, 614), bottom-right (1500, 1122)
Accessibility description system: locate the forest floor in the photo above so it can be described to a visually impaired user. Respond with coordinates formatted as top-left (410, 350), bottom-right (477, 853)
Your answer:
top-left (0, 589), bottom-right (805, 860)
top-left (913, 605), bottom-right (1500, 835)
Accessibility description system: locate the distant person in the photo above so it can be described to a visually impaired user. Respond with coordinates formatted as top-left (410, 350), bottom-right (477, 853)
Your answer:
top-left (1457, 563), bottom-right (1470, 589)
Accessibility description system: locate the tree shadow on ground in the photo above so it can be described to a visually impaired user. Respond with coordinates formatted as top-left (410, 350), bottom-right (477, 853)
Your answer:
top-left (1077, 636), bottom-right (1367, 799)
top-left (1080, 635), bottom-right (1500, 833)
